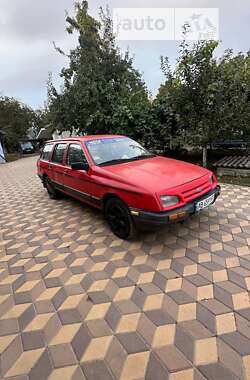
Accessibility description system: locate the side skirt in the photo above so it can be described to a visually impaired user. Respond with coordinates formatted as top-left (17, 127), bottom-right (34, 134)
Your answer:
top-left (51, 180), bottom-right (102, 209)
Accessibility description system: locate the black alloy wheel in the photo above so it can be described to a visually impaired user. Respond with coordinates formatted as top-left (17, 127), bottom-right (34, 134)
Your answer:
top-left (104, 197), bottom-right (136, 240)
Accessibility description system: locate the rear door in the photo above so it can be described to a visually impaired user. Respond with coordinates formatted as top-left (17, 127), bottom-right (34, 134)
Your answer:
top-left (50, 143), bottom-right (67, 188)
top-left (63, 143), bottom-right (93, 203)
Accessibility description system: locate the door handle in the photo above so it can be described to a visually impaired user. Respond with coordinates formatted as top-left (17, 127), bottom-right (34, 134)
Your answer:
top-left (63, 169), bottom-right (71, 177)
top-left (48, 164), bottom-right (52, 170)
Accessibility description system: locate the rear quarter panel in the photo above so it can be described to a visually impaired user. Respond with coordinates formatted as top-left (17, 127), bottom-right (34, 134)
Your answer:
top-left (37, 143), bottom-right (55, 178)
top-left (37, 157), bottom-right (50, 177)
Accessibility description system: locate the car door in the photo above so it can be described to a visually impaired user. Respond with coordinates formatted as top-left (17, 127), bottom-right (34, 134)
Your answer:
top-left (49, 143), bottom-right (67, 189)
top-left (63, 143), bottom-right (93, 202)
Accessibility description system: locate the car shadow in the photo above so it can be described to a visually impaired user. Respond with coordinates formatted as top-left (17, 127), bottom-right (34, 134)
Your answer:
top-left (46, 190), bottom-right (222, 262)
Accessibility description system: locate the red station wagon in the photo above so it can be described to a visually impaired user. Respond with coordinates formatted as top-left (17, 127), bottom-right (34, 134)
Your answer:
top-left (37, 135), bottom-right (220, 239)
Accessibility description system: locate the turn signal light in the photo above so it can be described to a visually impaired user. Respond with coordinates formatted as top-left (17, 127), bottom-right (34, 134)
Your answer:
top-left (169, 211), bottom-right (187, 221)
top-left (131, 210), bottom-right (140, 216)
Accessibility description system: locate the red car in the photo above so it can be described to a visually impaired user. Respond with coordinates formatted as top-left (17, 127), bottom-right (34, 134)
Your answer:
top-left (37, 135), bottom-right (220, 239)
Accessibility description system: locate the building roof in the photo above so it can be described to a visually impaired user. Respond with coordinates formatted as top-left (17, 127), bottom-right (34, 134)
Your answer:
top-left (214, 155), bottom-right (250, 169)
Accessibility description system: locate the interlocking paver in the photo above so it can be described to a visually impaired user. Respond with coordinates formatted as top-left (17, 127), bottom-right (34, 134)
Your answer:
top-left (0, 156), bottom-right (250, 379)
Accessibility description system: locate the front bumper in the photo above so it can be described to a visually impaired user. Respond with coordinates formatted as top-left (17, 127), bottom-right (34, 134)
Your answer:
top-left (130, 185), bottom-right (221, 230)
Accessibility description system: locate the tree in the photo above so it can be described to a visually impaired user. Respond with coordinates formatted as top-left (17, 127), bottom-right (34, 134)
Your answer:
top-left (158, 27), bottom-right (250, 166)
top-left (33, 108), bottom-right (51, 138)
top-left (160, 33), bottom-right (220, 166)
top-left (48, 1), bottom-right (150, 141)
top-left (216, 50), bottom-right (250, 140)
top-left (0, 96), bottom-right (36, 152)
top-left (153, 72), bottom-right (181, 154)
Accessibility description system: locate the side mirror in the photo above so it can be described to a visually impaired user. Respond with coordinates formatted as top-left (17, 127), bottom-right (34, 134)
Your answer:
top-left (71, 162), bottom-right (89, 171)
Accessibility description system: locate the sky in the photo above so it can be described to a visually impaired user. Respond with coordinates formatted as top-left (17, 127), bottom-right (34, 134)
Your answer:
top-left (0, 0), bottom-right (249, 110)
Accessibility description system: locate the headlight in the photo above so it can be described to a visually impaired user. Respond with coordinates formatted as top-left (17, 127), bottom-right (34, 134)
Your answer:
top-left (160, 195), bottom-right (179, 207)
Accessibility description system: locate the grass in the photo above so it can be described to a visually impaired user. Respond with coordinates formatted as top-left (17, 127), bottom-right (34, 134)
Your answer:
top-left (5, 153), bottom-right (38, 162)
top-left (5, 153), bottom-right (21, 162)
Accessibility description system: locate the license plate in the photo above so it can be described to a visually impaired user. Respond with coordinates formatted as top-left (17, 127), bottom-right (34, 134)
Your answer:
top-left (196, 194), bottom-right (215, 212)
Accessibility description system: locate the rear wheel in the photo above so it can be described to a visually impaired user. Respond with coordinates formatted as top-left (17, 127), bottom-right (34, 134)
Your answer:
top-left (44, 177), bottom-right (61, 200)
top-left (104, 198), bottom-right (136, 240)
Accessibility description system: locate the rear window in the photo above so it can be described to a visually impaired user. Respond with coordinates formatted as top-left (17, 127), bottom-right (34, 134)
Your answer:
top-left (41, 144), bottom-right (53, 161)
top-left (51, 143), bottom-right (67, 164)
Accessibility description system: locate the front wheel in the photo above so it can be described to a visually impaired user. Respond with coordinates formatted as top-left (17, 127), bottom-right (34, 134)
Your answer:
top-left (104, 198), bottom-right (136, 240)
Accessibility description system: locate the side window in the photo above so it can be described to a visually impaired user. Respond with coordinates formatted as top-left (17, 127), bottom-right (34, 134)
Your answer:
top-left (51, 143), bottom-right (67, 164)
top-left (41, 144), bottom-right (53, 161)
top-left (67, 144), bottom-right (88, 166)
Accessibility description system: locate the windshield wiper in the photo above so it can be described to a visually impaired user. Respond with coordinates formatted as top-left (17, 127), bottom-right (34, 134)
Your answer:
top-left (130, 154), bottom-right (156, 161)
top-left (99, 154), bottom-right (156, 167)
top-left (99, 158), bottom-right (134, 166)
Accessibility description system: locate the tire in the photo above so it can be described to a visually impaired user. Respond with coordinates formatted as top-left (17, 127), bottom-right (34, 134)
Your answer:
top-left (44, 176), bottom-right (61, 200)
top-left (104, 197), bottom-right (136, 240)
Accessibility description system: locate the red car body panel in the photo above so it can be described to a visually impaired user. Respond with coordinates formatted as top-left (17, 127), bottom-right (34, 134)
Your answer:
top-left (37, 135), bottom-right (219, 216)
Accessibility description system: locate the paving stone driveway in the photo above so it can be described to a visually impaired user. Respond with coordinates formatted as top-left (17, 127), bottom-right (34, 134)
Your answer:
top-left (0, 156), bottom-right (250, 380)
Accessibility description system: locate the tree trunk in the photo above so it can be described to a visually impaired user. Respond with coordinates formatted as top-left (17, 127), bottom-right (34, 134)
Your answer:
top-left (202, 146), bottom-right (207, 168)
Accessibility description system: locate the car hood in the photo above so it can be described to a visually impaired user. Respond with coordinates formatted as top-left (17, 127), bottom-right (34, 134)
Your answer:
top-left (101, 156), bottom-right (210, 193)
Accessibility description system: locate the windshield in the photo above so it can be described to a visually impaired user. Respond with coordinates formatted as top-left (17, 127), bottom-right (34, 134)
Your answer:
top-left (85, 137), bottom-right (154, 166)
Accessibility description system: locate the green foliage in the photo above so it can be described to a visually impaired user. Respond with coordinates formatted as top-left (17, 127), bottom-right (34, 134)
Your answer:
top-left (0, 96), bottom-right (36, 152)
top-left (47, 4), bottom-right (250, 163)
top-left (48, 1), bottom-right (151, 141)
top-left (157, 30), bottom-right (250, 153)
top-left (33, 108), bottom-right (51, 137)
top-left (216, 50), bottom-right (250, 138)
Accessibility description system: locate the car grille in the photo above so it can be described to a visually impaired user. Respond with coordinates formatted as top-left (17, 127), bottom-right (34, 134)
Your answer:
top-left (181, 178), bottom-right (212, 203)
